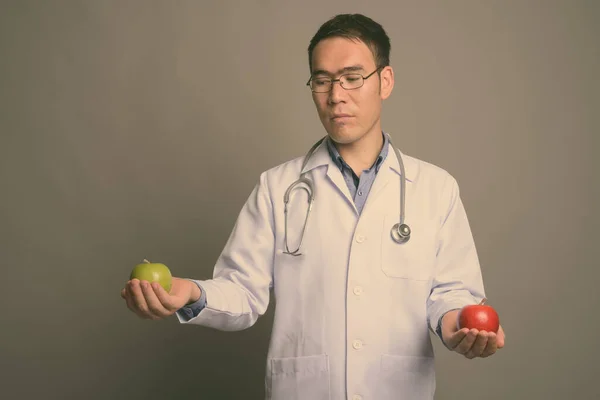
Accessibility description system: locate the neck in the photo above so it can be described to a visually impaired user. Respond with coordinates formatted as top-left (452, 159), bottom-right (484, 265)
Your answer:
top-left (334, 128), bottom-right (384, 176)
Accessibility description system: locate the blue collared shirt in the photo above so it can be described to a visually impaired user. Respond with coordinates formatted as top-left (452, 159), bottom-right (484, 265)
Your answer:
top-left (177, 132), bottom-right (390, 320)
top-left (325, 133), bottom-right (389, 215)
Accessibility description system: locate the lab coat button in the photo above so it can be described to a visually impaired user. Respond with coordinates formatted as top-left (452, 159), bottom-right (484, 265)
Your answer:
top-left (353, 286), bottom-right (363, 296)
top-left (352, 340), bottom-right (363, 349)
top-left (355, 234), bottom-right (365, 243)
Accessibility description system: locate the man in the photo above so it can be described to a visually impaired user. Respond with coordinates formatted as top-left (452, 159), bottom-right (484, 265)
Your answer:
top-left (122, 13), bottom-right (505, 400)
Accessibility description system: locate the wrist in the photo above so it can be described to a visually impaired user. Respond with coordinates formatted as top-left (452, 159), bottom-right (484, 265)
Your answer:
top-left (441, 309), bottom-right (460, 333)
top-left (186, 280), bottom-right (202, 305)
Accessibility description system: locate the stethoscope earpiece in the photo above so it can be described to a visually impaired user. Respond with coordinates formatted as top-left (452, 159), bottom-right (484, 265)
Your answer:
top-left (391, 223), bottom-right (411, 244)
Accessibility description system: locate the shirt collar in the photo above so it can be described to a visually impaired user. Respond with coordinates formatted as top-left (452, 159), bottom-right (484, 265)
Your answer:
top-left (325, 132), bottom-right (389, 173)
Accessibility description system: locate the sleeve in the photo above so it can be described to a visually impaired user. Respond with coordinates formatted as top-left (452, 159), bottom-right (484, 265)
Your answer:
top-left (175, 171), bottom-right (275, 331)
top-left (427, 174), bottom-right (486, 341)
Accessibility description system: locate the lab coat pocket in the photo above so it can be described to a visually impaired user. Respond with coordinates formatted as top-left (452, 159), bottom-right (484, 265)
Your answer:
top-left (381, 214), bottom-right (434, 281)
top-left (267, 354), bottom-right (330, 400)
top-left (379, 354), bottom-right (435, 400)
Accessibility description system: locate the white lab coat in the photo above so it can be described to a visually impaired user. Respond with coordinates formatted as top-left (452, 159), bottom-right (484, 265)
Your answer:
top-left (179, 139), bottom-right (486, 400)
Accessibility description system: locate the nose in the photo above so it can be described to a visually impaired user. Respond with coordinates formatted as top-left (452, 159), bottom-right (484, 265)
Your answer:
top-left (328, 80), bottom-right (346, 104)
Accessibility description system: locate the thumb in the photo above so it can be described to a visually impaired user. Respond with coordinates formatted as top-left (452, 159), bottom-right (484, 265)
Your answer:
top-left (156, 277), bottom-right (197, 311)
top-left (496, 325), bottom-right (506, 348)
top-left (444, 328), bottom-right (469, 349)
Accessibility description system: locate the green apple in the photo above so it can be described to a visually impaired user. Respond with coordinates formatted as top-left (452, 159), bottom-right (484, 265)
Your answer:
top-left (130, 259), bottom-right (172, 292)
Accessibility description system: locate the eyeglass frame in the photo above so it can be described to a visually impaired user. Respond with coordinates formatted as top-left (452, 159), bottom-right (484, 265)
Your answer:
top-left (305, 66), bottom-right (384, 93)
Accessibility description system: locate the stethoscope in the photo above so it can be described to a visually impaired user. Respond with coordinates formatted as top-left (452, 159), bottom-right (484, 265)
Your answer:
top-left (283, 133), bottom-right (411, 256)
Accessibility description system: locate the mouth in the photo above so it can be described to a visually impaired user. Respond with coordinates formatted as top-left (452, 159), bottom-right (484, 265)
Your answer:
top-left (331, 114), bottom-right (353, 121)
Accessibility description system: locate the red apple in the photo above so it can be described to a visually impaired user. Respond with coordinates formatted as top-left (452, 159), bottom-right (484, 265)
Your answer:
top-left (457, 298), bottom-right (500, 333)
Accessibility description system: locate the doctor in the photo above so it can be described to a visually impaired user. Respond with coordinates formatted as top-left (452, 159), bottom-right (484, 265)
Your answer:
top-left (122, 13), bottom-right (505, 400)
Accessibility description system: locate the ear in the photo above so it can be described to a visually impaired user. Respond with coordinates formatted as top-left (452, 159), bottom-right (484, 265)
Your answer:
top-left (379, 66), bottom-right (394, 100)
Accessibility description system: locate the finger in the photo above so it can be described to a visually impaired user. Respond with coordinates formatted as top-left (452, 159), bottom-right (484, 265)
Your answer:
top-left (124, 281), bottom-right (148, 319)
top-left (141, 281), bottom-right (172, 318)
top-left (445, 328), bottom-right (469, 350)
top-left (480, 333), bottom-right (498, 358)
top-left (127, 279), bottom-right (153, 319)
top-left (121, 287), bottom-right (126, 299)
top-left (455, 329), bottom-right (479, 355)
top-left (465, 331), bottom-right (490, 359)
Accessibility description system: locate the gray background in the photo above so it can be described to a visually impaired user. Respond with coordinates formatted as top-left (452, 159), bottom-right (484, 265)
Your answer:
top-left (1, 1), bottom-right (598, 399)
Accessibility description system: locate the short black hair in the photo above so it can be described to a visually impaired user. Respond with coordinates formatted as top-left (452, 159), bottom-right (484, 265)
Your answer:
top-left (307, 14), bottom-right (391, 73)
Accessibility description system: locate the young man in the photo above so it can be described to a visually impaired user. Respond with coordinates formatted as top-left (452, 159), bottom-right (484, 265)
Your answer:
top-left (122, 13), bottom-right (505, 400)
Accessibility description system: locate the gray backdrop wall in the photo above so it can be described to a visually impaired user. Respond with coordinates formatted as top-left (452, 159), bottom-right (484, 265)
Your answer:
top-left (1, 1), bottom-right (598, 399)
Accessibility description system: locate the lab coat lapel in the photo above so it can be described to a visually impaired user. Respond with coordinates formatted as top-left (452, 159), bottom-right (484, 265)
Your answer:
top-left (364, 163), bottom-right (391, 210)
top-left (325, 164), bottom-right (356, 213)
top-left (301, 137), bottom-right (356, 212)
top-left (362, 142), bottom-right (395, 208)
top-left (365, 142), bottom-right (416, 210)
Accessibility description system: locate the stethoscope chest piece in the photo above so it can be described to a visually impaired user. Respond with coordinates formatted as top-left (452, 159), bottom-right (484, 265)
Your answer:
top-left (391, 223), bottom-right (411, 244)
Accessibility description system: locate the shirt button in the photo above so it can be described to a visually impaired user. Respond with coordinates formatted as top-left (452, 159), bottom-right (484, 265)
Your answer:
top-left (357, 190), bottom-right (363, 196)
top-left (355, 234), bottom-right (365, 243)
top-left (353, 286), bottom-right (363, 296)
top-left (352, 340), bottom-right (363, 350)
top-left (353, 396), bottom-right (363, 400)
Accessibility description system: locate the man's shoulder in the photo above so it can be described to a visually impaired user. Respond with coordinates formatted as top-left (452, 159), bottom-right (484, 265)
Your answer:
top-left (262, 154), bottom-right (305, 177)
top-left (252, 154), bottom-right (306, 191)
top-left (400, 151), bottom-right (456, 185)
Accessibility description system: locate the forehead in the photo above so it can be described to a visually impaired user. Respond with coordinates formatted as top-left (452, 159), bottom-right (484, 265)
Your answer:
top-left (311, 37), bottom-right (376, 73)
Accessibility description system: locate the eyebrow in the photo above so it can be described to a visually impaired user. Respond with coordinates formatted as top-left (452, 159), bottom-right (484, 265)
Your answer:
top-left (311, 65), bottom-right (366, 77)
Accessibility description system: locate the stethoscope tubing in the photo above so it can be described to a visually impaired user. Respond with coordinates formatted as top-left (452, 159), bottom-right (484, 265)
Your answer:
top-left (283, 133), bottom-right (410, 256)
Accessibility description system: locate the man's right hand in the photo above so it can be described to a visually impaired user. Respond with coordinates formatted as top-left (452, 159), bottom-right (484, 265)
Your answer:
top-left (121, 277), bottom-right (201, 320)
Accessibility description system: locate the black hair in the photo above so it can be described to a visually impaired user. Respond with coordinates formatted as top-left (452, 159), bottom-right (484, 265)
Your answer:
top-left (308, 14), bottom-right (391, 73)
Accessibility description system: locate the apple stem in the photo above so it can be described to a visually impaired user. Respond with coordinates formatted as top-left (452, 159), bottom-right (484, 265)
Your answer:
top-left (143, 259), bottom-right (150, 263)
top-left (479, 298), bottom-right (487, 305)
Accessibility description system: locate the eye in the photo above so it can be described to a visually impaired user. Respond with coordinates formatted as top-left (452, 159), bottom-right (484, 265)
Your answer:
top-left (313, 78), bottom-right (331, 86)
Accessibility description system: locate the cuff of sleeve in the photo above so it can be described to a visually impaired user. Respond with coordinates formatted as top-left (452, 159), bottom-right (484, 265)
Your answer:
top-left (430, 301), bottom-right (469, 332)
top-left (175, 280), bottom-right (207, 322)
top-left (436, 308), bottom-right (461, 348)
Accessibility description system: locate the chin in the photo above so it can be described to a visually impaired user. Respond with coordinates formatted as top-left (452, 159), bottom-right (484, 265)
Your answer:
top-left (327, 127), bottom-right (362, 145)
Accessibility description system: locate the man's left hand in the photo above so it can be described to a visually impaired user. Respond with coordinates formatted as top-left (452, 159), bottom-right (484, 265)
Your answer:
top-left (441, 309), bottom-right (505, 359)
